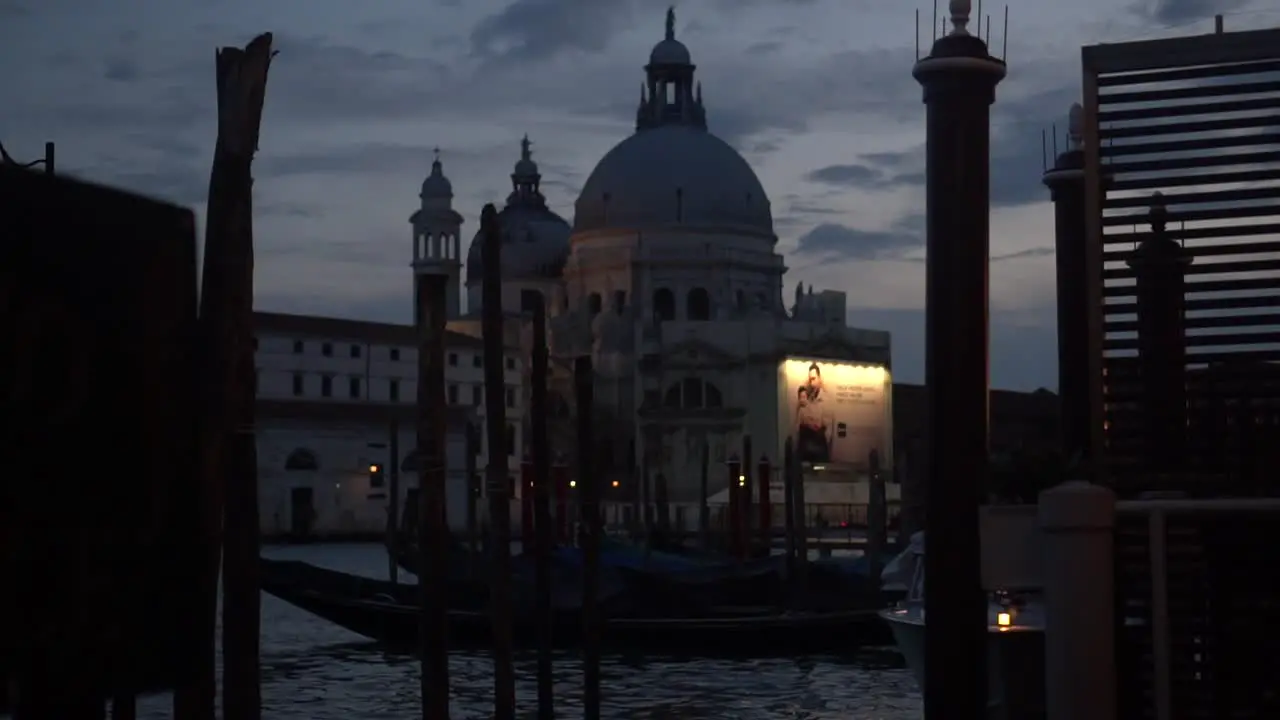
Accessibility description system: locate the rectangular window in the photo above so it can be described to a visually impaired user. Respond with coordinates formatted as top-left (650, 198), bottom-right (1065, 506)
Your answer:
top-left (292, 373), bottom-right (304, 396)
top-left (349, 376), bottom-right (361, 399)
top-left (505, 423), bottom-right (516, 456)
top-left (321, 375), bottom-right (332, 397)
top-left (321, 342), bottom-right (333, 357)
top-left (350, 344), bottom-right (361, 359)
top-left (252, 336), bottom-right (260, 351)
top-left (472, 355), bottom-right (482, 368)
top-left (390, 348), bottom-right (401, 361)
top-left (292, 340), bottom-right (304, 354)
top-left (448, 384), bottom-right (459, 404)
top-left (505, 387), bottom-right (516, 408)
top-left (505, 356), bottom-right (515, 371)
top-left (389, 380), bottom-right (400, 402)
top-left (448, 352), bottom-right (458, 366)
top-left (471, 386), bottom-right (482, 406)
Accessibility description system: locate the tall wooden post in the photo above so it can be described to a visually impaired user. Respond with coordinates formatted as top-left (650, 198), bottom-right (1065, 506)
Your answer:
top-left (782, 438), bottom-right (797, 593)
top-left (867, 449), bottom-right (887, 599)
top-left (414, 260), bottom-right (450, 720)
top-left (698, 440), bottom-right (711, 552)
top-left (186, 33), bottom-right (274, 720)
top-left (654, 472), bottom-right (670, 541)
top-left (640, 454), bottom-right (653, 553)
top-left (464, 422), bottom-right (479, 577)
top-left (725, 454), bottom-right (741, 557)
top-left (529, 301), bottom-right (555, 720)
top-left (479, 204), bottom-right (516, 719)
top-left (575, 356), bottom-right (602, 720)
top-left (791, 443), bottom-right (808, 605)
top-left (741, 435), bottom-right (753, 557)
top-left (388, 420), bottom-right (401, 585)
top-left (757, 455), bottom-right (772, 552)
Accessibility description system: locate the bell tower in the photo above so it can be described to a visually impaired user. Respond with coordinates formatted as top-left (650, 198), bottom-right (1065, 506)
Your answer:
top-left (410, 149), bottom-right (464, 320)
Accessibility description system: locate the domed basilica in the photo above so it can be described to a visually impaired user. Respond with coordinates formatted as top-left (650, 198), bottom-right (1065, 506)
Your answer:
top-left (411, 10), bottom-right (893, 507)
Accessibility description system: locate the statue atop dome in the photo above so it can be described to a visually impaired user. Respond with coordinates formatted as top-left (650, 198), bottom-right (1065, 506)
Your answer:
top-left (665, 6), bottom-right (675, 40)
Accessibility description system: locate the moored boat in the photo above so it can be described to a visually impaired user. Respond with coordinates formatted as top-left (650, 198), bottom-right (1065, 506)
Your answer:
top-left (261, 558), bottom-right (893, 655)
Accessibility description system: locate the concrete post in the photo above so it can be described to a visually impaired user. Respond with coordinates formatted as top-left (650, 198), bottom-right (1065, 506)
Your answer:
top-left (1038, 481), bottom-right (1116, 720)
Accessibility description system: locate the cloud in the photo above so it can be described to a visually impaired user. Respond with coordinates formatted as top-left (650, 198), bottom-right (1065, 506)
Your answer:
top-left (794, 213), bottom-right (925, 261)
top-left (1131, 0), bottom-right (1253, 26)
top-left (470, 0), bottom-right (633, 64)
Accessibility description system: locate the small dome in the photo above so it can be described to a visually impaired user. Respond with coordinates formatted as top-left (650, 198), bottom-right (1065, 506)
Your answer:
top-left (465, 205), bottom-right (570, 283)
top-left (649, 38), bottom-right (691, 66)
top-left (649, 7), bottom-right (691, 66)
top-left (573, 125), bottom-right (773, 235)
top-left (420, 152), bottom-right (452, 199)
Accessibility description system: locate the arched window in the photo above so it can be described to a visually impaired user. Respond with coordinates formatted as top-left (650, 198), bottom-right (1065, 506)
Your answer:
top-left (706, 382), bottom-right (724, 408)
top-left (661, 379), bottom-right (726, 409)
top-left (587, 292), bottom-right (602, 316)
top-left (681, 377), bottom-right (704, 408)
top-left (653, 288), bottom-right (675, 321)
top-left (687, 288), bottom-right (711, 320)
top-left (284, 448), bottom-right (319, 471)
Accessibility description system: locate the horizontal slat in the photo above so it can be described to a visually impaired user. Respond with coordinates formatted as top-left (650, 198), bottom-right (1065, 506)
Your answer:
top-left (1101, 113), bottom-right (1280, 140)
top-left (1104, 294), bottom-right (1280, 314)
top-left (1103, 238), bottom-right (1280, 259)
top-left (1100, 132), bottom-right (1280, 159)
top-left (1103, 331), bottom-right (1280, 350)
top-left (1105, 311), bottom-right (1280, 332)
top-left (1096, 59), bottom-right (1280, 88)
top-left (1103, 276), bottom-right (1280, 295)
top-left (1104, 185), bottom-right (1280, 210)
top-left (1108, 167), bottom-right (1280, 192)
top-left (1099, 95), bottom-right (1280, 123)
top-left (1102, 149), bottom-right (1280, 175)
top-left (1103, 257), bottom-right (1280, 279)
top-left (1098, 79), bottom-right (1280, 105)
top-left (1102, 202), bottom-right (1280, 226)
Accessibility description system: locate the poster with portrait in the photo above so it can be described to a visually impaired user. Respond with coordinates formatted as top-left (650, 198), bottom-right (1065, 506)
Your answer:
top-left (778, 358), bottom-right (890, 468)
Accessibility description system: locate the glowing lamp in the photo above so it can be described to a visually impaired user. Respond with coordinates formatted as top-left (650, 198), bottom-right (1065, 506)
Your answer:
top-left (611, 480), bottom-right (620, 488)
top-left (996, 611), bottom-right (1012, 627)
top-left (569, 480), bottom-right (577, 488)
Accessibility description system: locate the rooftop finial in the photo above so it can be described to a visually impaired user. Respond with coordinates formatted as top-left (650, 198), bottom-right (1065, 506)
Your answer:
top-left (431, 146), bottom-right (441, 170)
top-left (1068, 103), bottom-right (1083, 150)
top-left (521, 134), bottom-right (532, 162)
top-left (665, 6), bottom-right (676, 40)
top-left (949, 0), bottom-right (971, 36)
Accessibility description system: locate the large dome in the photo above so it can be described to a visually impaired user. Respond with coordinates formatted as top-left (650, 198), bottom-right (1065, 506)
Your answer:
top-left (573, 125), bottom-right (773, 236)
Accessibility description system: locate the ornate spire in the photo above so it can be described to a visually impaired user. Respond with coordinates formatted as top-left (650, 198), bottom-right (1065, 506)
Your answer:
top-left (665, 6), bottom-right (675, 40)
top-left (520, 134), bottom-right (532, 162)
top-left (1068, 103), bottom-right (1083, 151)
top-left (949, 0), bottom-right (971, 36)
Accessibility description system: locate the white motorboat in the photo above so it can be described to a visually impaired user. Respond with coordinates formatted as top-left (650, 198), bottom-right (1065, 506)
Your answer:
top-left (878, 532), bottom-right (1046, 718)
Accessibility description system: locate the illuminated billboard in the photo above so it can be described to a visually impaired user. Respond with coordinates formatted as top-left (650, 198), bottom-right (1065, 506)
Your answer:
top-left (778, 359), bottom-right (891, 469)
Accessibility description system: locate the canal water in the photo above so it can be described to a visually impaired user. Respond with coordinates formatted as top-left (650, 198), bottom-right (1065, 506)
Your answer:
top-left (134, 543), bottom-right (923, 719)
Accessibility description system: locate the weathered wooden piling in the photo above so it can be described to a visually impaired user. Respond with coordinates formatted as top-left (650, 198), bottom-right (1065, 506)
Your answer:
top-left (757, 455), bottom-right (772, 552)
top-left (782, 439), bottom-right (797, 592)
top-left (654, 472), bottom-right (670, 541)
top-left (414, 239), bottom-right (451, 720)
top-left (480, 204), bottom-right (516, 720)
top-left (790, 441), bottom-right (808, 605)
top-left (741, 435), bottom-right (753, 557)
top-left (699, 440), bottom-right (711, 552)
top-left (640, 455), bottom-right (653, 552)
top-left (529, 301), bottom-right (555, 720)
top-left (388, 420), bottom-right (401, 584)
top-left (866, 449), bottom-right (887, 599)
top-left (185, 32), bottom-right (275, 720)
top-left (575, 356), bottom-right (602, 720)
top-left (464, 422), bottom-right (479, 577)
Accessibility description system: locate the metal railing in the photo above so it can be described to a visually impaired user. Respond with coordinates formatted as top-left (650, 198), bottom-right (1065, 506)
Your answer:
top-left (1113, 497), bottom-right (1280, 720)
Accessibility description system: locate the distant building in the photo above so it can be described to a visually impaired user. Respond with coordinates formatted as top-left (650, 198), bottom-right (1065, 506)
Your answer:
top-left (254, 312), bottom-right (523, 540)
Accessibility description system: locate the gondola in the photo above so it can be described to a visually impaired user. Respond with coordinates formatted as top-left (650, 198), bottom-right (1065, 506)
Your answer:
top-left (261, 559), bottom-right (893, 656)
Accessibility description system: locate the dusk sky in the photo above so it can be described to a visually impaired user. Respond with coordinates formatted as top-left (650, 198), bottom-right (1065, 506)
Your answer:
top-left (4, 0), bottom-right (1276, 390)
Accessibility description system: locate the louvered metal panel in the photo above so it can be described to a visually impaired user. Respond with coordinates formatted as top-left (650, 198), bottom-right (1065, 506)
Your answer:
top-left (1082, 29), bottom-right (1280, 497)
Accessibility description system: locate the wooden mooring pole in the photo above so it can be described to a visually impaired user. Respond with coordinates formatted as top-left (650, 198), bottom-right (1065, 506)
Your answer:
top-left (698, 440), bottom-right (711, 552)
top-left (575, 355), bottom-right (602, 720)
top-left (388, 420), bottom-right (401, 585)
top-left (529, 301), bottom-right (555, 720)
top-left (415, 261), bottom-right (451, 719)
top-left (480, 204), bottom-right (516, 719)
top-left (782, 438), bottom-right (797, 595)
top-left (176, 31), bottom-right (274, 720)
top-left (867, 449), bottom-right (887, 600)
